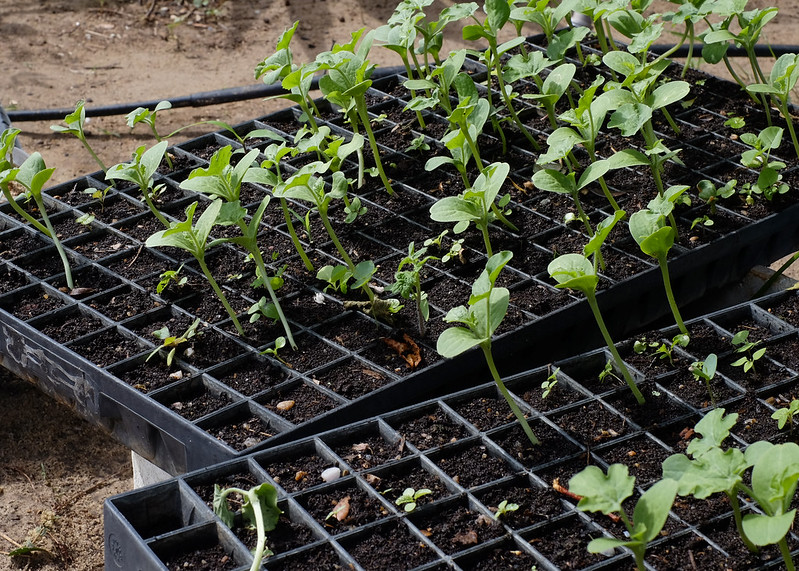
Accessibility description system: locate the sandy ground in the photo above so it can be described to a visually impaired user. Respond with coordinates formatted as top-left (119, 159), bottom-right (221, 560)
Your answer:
top-left (1, 0), bottom-right (798, 569)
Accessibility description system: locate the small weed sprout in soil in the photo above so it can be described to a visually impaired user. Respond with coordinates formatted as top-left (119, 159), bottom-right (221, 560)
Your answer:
top-left (50, 100), bottom-right (108, 174)
top-left (772, 399), bottom-right (799, 431)
top-left (146, 200), bottom-right (246, 335)
top-left (213, 482), bottom-right (282, 571)
top-left (260, 336), bottom-right (289, 368)
top-left (540, 367), bottom-right (559, 399)
top-left (569, 463), bottom-right (678, 571)
top-left (156, 264), bottom-right (188, 295)
top-left (492, 499), bottom-right (519, 521)
top-left (147, 317), bottom-right (202, 367)
top-left (387, 241), bottom-right (438, 336)
top-left (689, 353), bottom-right (718, 405)
top-left (394, 487), bottom-right (432, 513)
top-left (730, 329), bottom-right (767, 374)
top-left (0, 132), bottom-right (75, 290)
top-left (634, 333), bottom-right (689, 367)
top-left (438, 251), bottom-right (540, 445)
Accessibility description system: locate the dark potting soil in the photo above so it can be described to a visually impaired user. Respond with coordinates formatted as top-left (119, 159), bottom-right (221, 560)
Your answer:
top-left (0, 265), bottom-right (28, 295)
top-left (0, 230), bottom-right (45, 258)
top-left (410, 501), bottom-right (505, 555)
top-left (162, 543), bottom-right (238, 571)
top-left (261, 382), bottom-right (339, 424)
top-left (657, 368), bottom-right (742, 410)
top-left (525, 514), bottom-right (613, 569)
top-left (312, 358), bottom-right (390, 400)
top-left (604, 381), bottom-right (694, 430)
top-left (552, 400), bottom-right (631, 446)
top-left (207, 415), bottom-right (273, 452)
top-left (36, 311), bottom-right (104, 343)
top-left (68, 329), bottom-right (142, 367)
top-left (595, 434), bottom-right (673, 488)
top-left (264, 544), bottom-right (344, 571)
top-left (167, 387), bottom-right (232, 422)
top-left (193, 471), bottom-right (260, 508)
top-left (490, 421), bottom-right (580, 469)
top-left (451, 394), bottom-right (519, 432)
top-left (90, 196), bottom-right (145, 224)
top-left (69, 231), bottom-right (133, 261)
top-left (260, 453), bottom-right (334, 494)
top-left (475, 477), bottom-right (565, 531)
top-left (392, 407), bottom-right (470, 451)
top-left (343, 520), bottom-right (437, 571)
top-left (371, 460), bottom-right (451, 509)
top-left (332, 433), bottom-right (407, 472)
top-left (461, 541), bottom-right (541, 570)
top-left (116, 360), bottom-right (186, 394)
top-left (764, 294), bottom-right (799, 328)
top-left (87, 287), bottom-right (156, 321)
top-left (767, 334), bottom-right (799, 371)
top-left (6, 287), bottom-right (65, 320)
top-left (299, 483), bottom-right (388, 534)
top-left (433, 443), bottom-right (512, 489)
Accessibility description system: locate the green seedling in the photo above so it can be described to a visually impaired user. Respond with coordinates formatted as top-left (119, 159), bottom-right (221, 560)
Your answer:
top-left (82, 184), bottom-right (112, 209)
top-left (105, 140), bottom-right (171, 228)
top-left (256, 22), bottom-right (323, 134)
top-left (261, 336), bottom-right (289, 367)
top-left (569, 464), bottom-right (678, 571)
top-left (511, 0), bottom-right (589, 60)
top-left (387, 242), bottom-right (438, 336)
top-left (746, 53), bottom-right (799, 159)
top-left (147, 317), bottom-right (202, 367)
top-left (248, 296), bottom-right (279, 324)
top-left (697, 178), bottom-right (736, 215)
top-left (412, 2), bottom-right (478, 71)
top-left (50, 100), bottom-right (108, 174)
top-left (598, 360), bottom-right (623, 385)
top-left (182, 145), bottom-right (296, 348)
top-left (0, 141), bottom-right (75, 290)
top-left (702, 5), bottom-right (779, 120)
top-left (664, 408), bottom-right (799, 568)
top-left (634, 333), bottom-right (689, 367)
top-left (316, 32), bottom-right (396, 195)
top-left (156, 264), bottom-right (188, 295)
top-left (548, 253), bottom-right (645, 404)
top-left (689, 353), bottom-right (718, 405)
top-left (438, 251), bottom-right (540, 445)
top-left (395, 487), bottom-right (432, 513)
top-left (730, 330), bottom-right (767, 374)
top-left (736, 126), bottom-right (789, 203)
top-left (541, 367), bottom-right (559, 399)
top-left (493, 499), bottom-right (519, 520)
top-left (214, 482), bottom-right (282, 571)
top-left (628, 192), bottom-right (690, 336)
top-left (772, 399), bottom-right (799, 431)
top-left (146, 200), bottom-right (246, 335)
top-left (403, 48), bottom-right (468, 119)
top-left (76, 212), bottom-right (95, 226)
top-left (429, 161), bottom-right (513, 257)
top-left (462, 0), bottom-right (540, 151)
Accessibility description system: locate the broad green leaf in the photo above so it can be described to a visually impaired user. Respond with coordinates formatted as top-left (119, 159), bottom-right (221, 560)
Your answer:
top-left (750, 442), bottom-right (799, 515)
top-left (437, 325), bottom-right (483, 358)
top-left (213, 485), bottom-right (236, 528)
top-left (532, 168), bottom-right (576, 195)
top-left (608, 103), bottom-right (652, 137)
top-left (538, 127), bottom-right (584, 164)
top-left (548, 253), bottom-right (598, 295)
top-left (585, 210), bottom-right (626, 257)
top-left (351, 260), bottom-right (376, 289)
top-left (633, 478), bottom-right (678, 543)
top-left (429, 196), bottom-right (481, 223)
top-left (484, 0), bottom-right (511, 33)
top-left (649, 81), bottom-right (691, 110)
top-left (569, 464), bottom-right (634, 515)
top-left (587, 536), bottom-right (629, 553)
top-left (742, 511), bottom-right (796, 547)
top-left (662, 447), bottom-right (747, 498)
top-left (686, 408), bottom-right (737, 457)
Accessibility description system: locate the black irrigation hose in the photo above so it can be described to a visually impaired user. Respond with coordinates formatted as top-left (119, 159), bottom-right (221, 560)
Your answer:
top-left (6, 64), bottom-right (410, 123)
top-left (8, 44), bottom-right (799, 123)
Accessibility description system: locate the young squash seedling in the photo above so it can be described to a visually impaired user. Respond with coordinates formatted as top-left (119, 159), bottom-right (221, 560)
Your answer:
top-left (540, 367), bottom-right (559, 399)
top-left (395, 487), bottom-right (432, 513)
top-left (438, 251), bottom-right (540, 445)
top-left (746, 53), bottom-right (799, 159)
top-left (772, 399), bottom-right (799, 432)
top-left (568, 463), bottom-right (678, 571)
top-left (628, 188), bottom-right (691, 336)
top-left (214, 482), bottom-right (282, 571)
top-left (633, 333), bottom-right (690, 367)
top-left (0, 140), bottom-right (75, 291)
top-left (156, 264), bottom-right (188, 295)
top-left (180, 145), bottom-right (296, 348)
top-left (145, 200), bottom-right (246, 336)
top-left (429, 161), bottom-right (513, 257)
top-left (50, 100), bottom-right (108, 175)
top-left (105, 140), bottom-right (171, 229)
top-left (548, 252), bottom-right (645, 405)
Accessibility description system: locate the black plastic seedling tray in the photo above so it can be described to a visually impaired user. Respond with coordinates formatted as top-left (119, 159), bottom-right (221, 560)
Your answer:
top-left (104, 288), bottom-right (799, 570)
top-left (4, 35), bottom-right (799, 475)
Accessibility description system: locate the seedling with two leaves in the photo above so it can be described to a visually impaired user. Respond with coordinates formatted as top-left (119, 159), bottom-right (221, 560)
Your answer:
top-left (214, 482), bottom-right (282, 571)
top-left (395, 487), bottom-right (432, 513)
top-left (147, 317), bottom-right (202, 367)
top-left (730, 329), bottom-right (767, 374)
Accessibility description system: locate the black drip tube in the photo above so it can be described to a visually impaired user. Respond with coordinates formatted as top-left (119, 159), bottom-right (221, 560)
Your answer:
top-left (6, 65), bottom-right (409, 123)
top-left (7, 44), bottom-right (799, 123)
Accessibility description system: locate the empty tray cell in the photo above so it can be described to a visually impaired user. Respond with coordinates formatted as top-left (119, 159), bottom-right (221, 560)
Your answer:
top-left (428, 439), bottom-right (517, 489)
top-left (325, 420), bottom-right (408, 472)
top-left (200, 401), bottom-right (289, 453)
top-left (256, 379), bottom-right (344, 426)
top-left (109, 352), bottom-right (193, 394)
top-left (294, 475), bottom-right (391, 535)
top-left (84, 284), bottom-right (157, 322)
top-left (473, 473), bottom-right (566, 532)
top-left (30, 304), bottom-right (106, 344)
top-left (0, 282), bottom-right (68, 321)
top-left (150, 521), bottom-right (249, 571)
top-left (0, 226), bottom-right (46, 258)
top-left (386, 402), bottom-right (471, 452)
top-left (152, 375), bottom-right (238, 422)
top-left (254, 439), bottom-right (343, 495)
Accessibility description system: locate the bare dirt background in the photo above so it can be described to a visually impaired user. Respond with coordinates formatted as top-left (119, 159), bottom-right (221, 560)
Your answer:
top-left (0, 0), bottom-right (798, 569)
